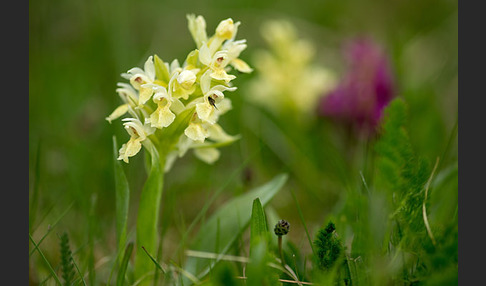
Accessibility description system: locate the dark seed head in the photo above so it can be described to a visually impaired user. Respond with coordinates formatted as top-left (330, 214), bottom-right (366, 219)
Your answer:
top-left (274, 219), bottom-right (290, 236)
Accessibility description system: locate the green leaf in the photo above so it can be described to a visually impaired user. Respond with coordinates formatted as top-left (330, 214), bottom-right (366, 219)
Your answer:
top-left (113, 136), bottom-right (130, 265)
top-left (154, 106), bottom-right (196, 154)
top-left (249, 198), bottom-right (268, 254)
top-left (246, 239), bottom-right (280, 286)
top-left (153, 54), bottom-right (170, 84)
top-left (133, 143), bottom-right (165, 284)
top-left (247, 202), bottom-right (281, 286)
top-left (183, 173), bottom-right (288, 285)
top-left (185, 49), bottom-right (199, 68)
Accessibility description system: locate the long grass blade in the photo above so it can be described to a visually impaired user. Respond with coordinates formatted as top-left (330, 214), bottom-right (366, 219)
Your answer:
top-left (116, 242), bottom-right (134, 286)
top-left (289, 188), bottom-right (316, 257)
top-left (141, 246), bottom-right (167, 274)
top-left (71, 253), bottom-right (87, 286)
top-left (29, 234), bottom-right (62, 285)
top-left (29, 202), bottom-right (74, 257)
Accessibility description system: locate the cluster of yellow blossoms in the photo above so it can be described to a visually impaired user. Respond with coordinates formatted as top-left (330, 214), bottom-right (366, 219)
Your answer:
top-left (246, 20), bottom-right (336, 119)
top-left (106, 14), bottom-right (252, 171)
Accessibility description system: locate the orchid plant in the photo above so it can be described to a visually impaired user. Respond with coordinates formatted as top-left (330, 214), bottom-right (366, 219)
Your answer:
top-left (106, 14), bottom-right (251, 283)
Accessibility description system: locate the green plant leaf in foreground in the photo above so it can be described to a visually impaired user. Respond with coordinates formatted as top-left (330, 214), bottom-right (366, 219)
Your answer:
top-left (250, 198), bottom-right (269, 253)
top-left (134, 143), bottom-right (165, 284)
top-left (183, 173), bottom-right (288, 285)
top-left (247, 198), bottom-right (280, 286)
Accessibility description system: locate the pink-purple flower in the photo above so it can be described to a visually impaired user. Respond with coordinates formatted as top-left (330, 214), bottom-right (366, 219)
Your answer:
top-left (318, 38), bottom-right (395, 135)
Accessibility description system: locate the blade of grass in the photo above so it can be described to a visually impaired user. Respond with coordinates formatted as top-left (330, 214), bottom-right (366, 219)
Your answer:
top-left (116, 242), bottom-right (134, 286)
top-left (185, 250), bottom-right (250, 263)
top-left (29, 202), bottom-right (74, 257)
top-left (141, 246), bottom-right (167, 274)
top-left (71, 253), bottom-right (87, 286)
top-left (289, 189), bottom-right (316, 257)
top-left (30, 202), bottom-right (55, 236)
top-left (153, 238), bottom-right (164, 286)
top-left (29, 139), bottom-right (42, 234)
top-left (29, 233), bottom-right (62, 285)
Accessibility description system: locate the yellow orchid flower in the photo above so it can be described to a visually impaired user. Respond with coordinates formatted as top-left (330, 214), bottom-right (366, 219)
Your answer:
top-left (187, 14), bottom-right (208, 48)
top-left (109, 14), bottom-right (250, 168)
top-left (147, 86), bottom-right (176, 129)
top-left (194, 70), bottom-right (236, 124)
top-left (124, 56), bottom-right (157, 105)
top-left (118, 118), bottom-right (154, 163)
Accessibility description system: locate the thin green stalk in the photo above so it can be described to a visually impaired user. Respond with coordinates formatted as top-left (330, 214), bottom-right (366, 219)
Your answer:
top-left (71, 254), bottom-right (87, 286)
top-left (278, 236), bottom-right (285, 269)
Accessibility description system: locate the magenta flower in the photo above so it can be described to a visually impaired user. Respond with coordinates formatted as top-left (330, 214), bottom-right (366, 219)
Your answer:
top-left (318, 38), bottom-right (395, 135)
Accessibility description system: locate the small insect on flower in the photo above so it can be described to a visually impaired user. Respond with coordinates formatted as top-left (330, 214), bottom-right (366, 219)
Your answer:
top-left (208, 96), bottom-right (218, 109)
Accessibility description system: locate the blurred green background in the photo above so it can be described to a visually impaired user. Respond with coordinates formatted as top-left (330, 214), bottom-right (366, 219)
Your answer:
top-left (29, 0), bottom-right (457, 283)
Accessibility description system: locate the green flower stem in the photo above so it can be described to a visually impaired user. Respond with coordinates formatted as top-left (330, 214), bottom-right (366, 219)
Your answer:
top-left (134, 147), bottom-right (166, 285)
top-left (278, 235), bottom-right (285, 269)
